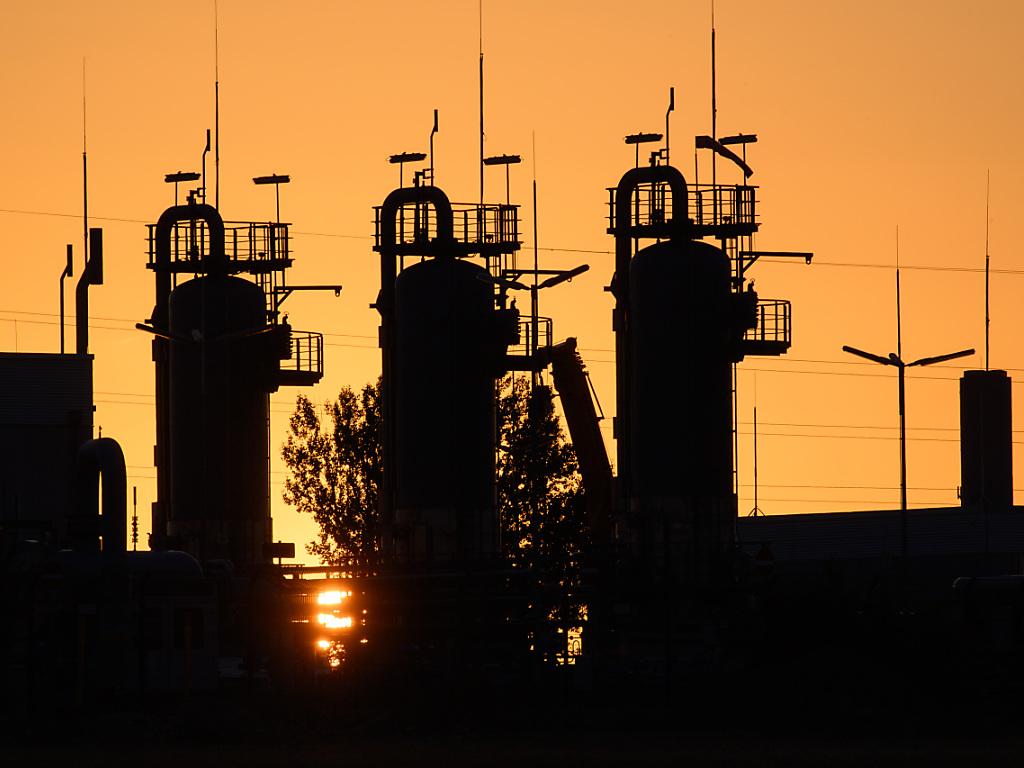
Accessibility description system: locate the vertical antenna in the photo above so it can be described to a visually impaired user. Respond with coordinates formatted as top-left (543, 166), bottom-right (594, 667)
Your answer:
top-left (531, 131), bottom-right (540, 387)
top-left (752, 373), bottom-right (760, 516)
top-left (710, 1), bottom-right (718, 221)
top-left (82, 58), bottom-right (89, 274)
top-left (214, 0), bottom-right (220, 210)
top-left (710, 1), bottom-right (717, 142)
top-left (896, 225), bottom-right (902, 359)
top-left (985, 169), bottom-right (990, 370)
top-left (479, 0), bottom-right (485, 205)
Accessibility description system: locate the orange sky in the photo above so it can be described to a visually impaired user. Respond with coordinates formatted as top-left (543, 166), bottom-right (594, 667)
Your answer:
top-left (2, 1), bottom-right (1023, 563)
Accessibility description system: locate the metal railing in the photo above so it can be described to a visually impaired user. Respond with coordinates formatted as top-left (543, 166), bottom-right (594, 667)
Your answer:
top-left (374, 202), bottom-right (520, 252)
top-left (508, 316), bottom-right (552, 356)
top-left (606, 182), bottom-right (757, 233)
top-left (279, 330), bottom-right (324, 379)
top-left (690, 184), bottom-right (756, 231)
top-left (147, 220), bottom-right (291, 268)
top-left (744, 299), bottom-right (791, 346)
top-left (147, 219), bottom-right (292, 322)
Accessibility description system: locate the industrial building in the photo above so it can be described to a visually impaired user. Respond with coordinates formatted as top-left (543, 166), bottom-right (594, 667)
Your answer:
top-left (0, 96), bottom-right (1021, 735)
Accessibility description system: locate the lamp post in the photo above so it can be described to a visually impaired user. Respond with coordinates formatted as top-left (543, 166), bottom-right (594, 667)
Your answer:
top-left (252, 173), bottom-right (290, 224)
top-left (483, 153), bottom-right (521, 205)
top-left (842, 344), bottom-right (974, 560)
top-left (164, 171), bottom-right (201, 206)
top-left (624, 132), bottom-right (663, 169)
top-left (388, 152), bottom-right (426, 189)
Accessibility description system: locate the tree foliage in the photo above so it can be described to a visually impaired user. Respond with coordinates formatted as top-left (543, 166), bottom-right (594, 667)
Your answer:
top-left (496, 374), bottom-right (587, 628)
top-left (281, 381), bottom-right (381, 564)
top-left (282, 374), bottom-right (588, 622)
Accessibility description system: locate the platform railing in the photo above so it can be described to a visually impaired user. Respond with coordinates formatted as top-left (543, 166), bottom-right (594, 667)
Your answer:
top-left (279, 330), bottom-right (323, 379)
top-left (607, 181), bottom-right (757, 233)
top-left (147, 220), bottom-right (291, 267)
top-left (744, 298), bottom-right (791, 347)
top-left (507, 316), bottom-right (552, 357)
top-left (374, 202), bottom-right (520, 252)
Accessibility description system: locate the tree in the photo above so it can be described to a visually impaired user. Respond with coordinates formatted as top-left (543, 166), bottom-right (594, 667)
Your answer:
top-left (496, 374), bottom-right (588, 653)
top-left (281, 381), bottom-right (381, 564)
top-left (281, 375), bottom-right (589, 617)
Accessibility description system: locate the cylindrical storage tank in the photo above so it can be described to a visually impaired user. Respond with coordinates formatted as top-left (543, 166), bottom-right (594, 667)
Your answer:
top-left (628, 239), bottom-right (737, 572)
top-left (167, 275), bottom-right (272, 567)
top-left (393, 256), bottom-right (501, 561)
top-left (960, 369), bottom-right (1014, 511)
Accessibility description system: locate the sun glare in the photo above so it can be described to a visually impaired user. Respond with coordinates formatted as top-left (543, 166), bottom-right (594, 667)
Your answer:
top-left (317, 590), bottom-right (350, 605)
top-left (317, 613), bottom-right (354, 630)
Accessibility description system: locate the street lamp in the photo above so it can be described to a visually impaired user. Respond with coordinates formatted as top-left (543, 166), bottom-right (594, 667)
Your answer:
top-left (841, 343), bottom-right (974, 560)
top-left (624, 132), bottom-right (663, 168)
top-left (483, 154), bottom-right (521, 205)
top-left (252, 174), bottom-right (290, 224)
top-left (388, 152), bottom-right (426, 189)
top-left (164, 171), bottom-right (201, 206)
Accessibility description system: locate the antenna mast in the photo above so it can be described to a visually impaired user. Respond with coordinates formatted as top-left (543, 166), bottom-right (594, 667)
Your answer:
top-left (214, 0), bottom-right (220, 210)
top-left (478, 1), bottom-right (484, 205)
top-left (82, 58), bottom-right (89, 274)
top-left (710, 1), bottom-right (718, 219)
top-left (532, 132), bottom-right (540, 387)
top-left (985, 170), bottom-right (990, 370)
top-left (896, 225), bottom-right (902, 359)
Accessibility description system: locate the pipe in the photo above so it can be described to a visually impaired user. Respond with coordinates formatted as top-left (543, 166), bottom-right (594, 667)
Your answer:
top-left (75, 227), bottom-right (103, 355)
top-left (610, 165), bottom-right (690, 500)
top-left (152, 203), bottom-right (226, 322)
top-left (376, 185), bottom-right (455, 255)
top-left (75, 437), bottom-right (127, 559)
top-left (60, 243), bottom-right (73, 354)
top-left (149, 203), bottom-right (226, 552)
top-left (374, 185), bottom-right (455, 544)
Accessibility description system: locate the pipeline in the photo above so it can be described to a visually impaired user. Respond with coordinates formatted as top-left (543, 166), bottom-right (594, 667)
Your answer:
top-left (75, 227), bottom-right (104, 355)
top-left (75, 437), bottom-right (127, 559)
top-left (149, 203), bottom-right (226, 550)
top-left (374, 185), bottom-right (456, 531)
top-left (609, 165), bottom-right (690, 505)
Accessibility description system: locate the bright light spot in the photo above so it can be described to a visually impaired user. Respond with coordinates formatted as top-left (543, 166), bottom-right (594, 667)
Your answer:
top-left (317, 613), bottom-right (354, 630)
top-left (317, 590), bottom-right (345, 605)
top-left (316, 639), bottom-right (330, 650)
top-left (329, 657), bottom-right (342, 669)
top-left (359, 638), bottom-right (368, 644)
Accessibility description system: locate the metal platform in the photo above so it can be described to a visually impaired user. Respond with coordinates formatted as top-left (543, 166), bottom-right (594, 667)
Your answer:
top-left (373, 200), bottom-right (520, 258)
top-left (741, 298), bottom-right (791, 356)
top-left (277, 329), bottom-right (324, 386)
top-left (606, 181), bottom-right (758, 240)
top-left (146, 219), bottom-right (294, 322)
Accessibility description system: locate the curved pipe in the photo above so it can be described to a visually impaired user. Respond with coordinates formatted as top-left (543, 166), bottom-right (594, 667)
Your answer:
top-left (149, 204), bottom-right (225, 554)
top-left (610, 164), bottom-right (689, 509)
top-left (613, 165), bottom-right (689, 287)
top-left (75, 437), bottom-right (127, 559)
top-left (377, 185), bottom-right (455, 253)
top-left (152, 203), bottom-right (226, 326)
top-left (154, 202), bottom-right (226, 266)
top-left (374, 185), bottom-right (454, 535)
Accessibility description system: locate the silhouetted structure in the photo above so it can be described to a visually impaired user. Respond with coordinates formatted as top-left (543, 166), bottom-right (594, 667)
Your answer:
top-left (961, 369), bottom-right (1013, 512)
top-left (0, 229), bottom-right (103, 547)
top-left (143, 195), bottom-right (333, 569)
top-left (0, 353), bottom-right (93, 545)
top-left (607, 152), bottom-right (798, 588)
top-left (374, 184), bottom-right (520, 563)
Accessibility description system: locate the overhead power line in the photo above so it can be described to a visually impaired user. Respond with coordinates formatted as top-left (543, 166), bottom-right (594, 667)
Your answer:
top-left (3, 207), bottom-right (1023, 274)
